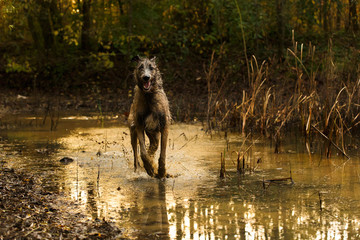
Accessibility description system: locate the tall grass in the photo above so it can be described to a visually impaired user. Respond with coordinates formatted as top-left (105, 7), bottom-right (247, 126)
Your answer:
top-left (205, 32), bottom-right (360, 156)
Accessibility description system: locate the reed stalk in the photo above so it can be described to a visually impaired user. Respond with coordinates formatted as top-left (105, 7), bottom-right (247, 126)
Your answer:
top-left (233, 0), bottom-right (250, 82)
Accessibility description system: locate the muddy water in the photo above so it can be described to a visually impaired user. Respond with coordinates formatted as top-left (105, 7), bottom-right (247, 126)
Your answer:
top-left (1, 116), bottom-right (360, 239)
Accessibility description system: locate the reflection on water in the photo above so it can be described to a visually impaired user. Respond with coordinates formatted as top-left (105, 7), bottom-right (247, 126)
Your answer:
top-left (1, 116), bottom-right (360, 239)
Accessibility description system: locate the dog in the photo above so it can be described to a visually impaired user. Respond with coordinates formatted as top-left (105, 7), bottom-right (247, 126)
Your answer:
top-left (128, 56), bottom-right (171, 178)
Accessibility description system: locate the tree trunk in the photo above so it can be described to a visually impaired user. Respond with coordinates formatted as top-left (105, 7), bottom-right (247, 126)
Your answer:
top-left (81, 0), bottom-right (92, 51)
top-left (349, 0), bottom-right (359, 32)
top-left (37, 0), bottom-right (54, 49)
top-left (127, 0), bottom-right (133, 57)
top-left (26, 13), bottom-right (42, 50)
top-left (117, 0), bottom-right (124, 15)
top-left (323, 0), bottom-right (329, 32)
top-left (276, 0), bottom-right (285, 60)
top-left (49, 0), bottom-right (63, 44)
top-left (336, 2), bottom-right (341, 30)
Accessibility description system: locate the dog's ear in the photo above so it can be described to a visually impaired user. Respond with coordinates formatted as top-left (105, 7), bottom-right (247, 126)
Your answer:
top-left (150, 56), bottom-right (157, 62)
top-left (131, 55), bottom-right (140, 63)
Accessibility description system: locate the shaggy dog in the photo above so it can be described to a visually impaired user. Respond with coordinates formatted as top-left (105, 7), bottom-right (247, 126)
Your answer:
top-left (128, 56), bottom-right (171, 178)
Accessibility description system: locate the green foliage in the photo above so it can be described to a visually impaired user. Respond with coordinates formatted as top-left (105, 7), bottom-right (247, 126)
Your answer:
top-left (0, 0), bottom-right (359, 90)
top-left (5, 57), bottom-right (32, 73)
top-left (87, 52), bottom-right (115, 71)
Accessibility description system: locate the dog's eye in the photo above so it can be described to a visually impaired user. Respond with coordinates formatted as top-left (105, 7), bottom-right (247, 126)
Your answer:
top-left (149, 65), bottom-right (154, 71)
top-left (138, 65), bottom-right (144, 70)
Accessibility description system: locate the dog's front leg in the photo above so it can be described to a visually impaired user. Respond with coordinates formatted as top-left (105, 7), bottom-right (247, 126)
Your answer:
top-left (157, 126), bottom-right (168, 178)
top-left (129, 107), bottom-right (141, 172)
top-left (130, 126), bottom-right (139, 172)
top-left (136, 128), bottom-right (156, 177)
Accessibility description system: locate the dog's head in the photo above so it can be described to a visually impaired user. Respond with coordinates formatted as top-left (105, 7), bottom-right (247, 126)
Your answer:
top-left (132, 56), bottom-right (162, 93)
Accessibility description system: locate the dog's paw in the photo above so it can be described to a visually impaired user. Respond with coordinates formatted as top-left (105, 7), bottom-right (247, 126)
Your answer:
top-left (155, 173), bottom-right (173, 179)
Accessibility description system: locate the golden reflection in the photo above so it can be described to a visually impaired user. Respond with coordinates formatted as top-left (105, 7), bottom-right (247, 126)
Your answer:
top-left (5, 121), bottom-right (360, 239)
top-left (55, 124), bottom-right (360, 239)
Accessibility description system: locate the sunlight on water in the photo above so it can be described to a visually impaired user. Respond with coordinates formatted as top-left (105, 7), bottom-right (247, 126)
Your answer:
top-left (1, 117), bottom-right (360, 239)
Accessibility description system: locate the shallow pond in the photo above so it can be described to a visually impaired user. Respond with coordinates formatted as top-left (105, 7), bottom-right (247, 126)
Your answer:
top-left (1, 116), bottom-right (360, 239)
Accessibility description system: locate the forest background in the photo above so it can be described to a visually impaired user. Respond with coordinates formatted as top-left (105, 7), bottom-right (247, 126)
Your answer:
top-left (1, 0), bottom-right (360, 142)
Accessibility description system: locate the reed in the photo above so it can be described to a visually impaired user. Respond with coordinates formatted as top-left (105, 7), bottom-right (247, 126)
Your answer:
top-left (232, 135), bottom-right (257, 174)
top-left (234, 56), bottom-right (267, 133)
top-left (220, 151), bottom-right (226, 179)
top-left (205, 44), bottom-right (226, 134)
top-left (260, 87), bottom-right (272, 134)
top-left (287, 31), bottom-right (319, 138)
top-left (42, 98), bottom-right (60, 131)
top-left (204, 31), bottom-right (360, 158)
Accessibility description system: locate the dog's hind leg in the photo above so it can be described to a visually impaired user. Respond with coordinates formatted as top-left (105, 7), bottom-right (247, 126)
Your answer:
top-left (157, 126), bottom-right (169, 178)
top-left (146, 130), bottom-right (160, 159)
top-left (137, 128), bottom-right (156, 177)
top-left (130, 126), bottom-right (140, 172)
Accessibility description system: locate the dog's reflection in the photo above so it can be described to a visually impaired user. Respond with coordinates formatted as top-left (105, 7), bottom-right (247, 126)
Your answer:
top-left (132, 181), bottom-right (170, 239)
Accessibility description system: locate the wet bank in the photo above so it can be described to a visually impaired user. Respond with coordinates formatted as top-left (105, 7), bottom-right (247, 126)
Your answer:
top-left (0, 167), bottom-right (122, 239)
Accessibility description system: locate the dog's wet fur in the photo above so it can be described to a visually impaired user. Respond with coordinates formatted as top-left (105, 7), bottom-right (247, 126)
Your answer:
top-left (128, 56), bottom-right (171, 178)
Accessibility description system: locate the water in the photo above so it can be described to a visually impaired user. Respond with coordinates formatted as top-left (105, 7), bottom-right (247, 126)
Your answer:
top-left (1, 116), bottom-right (360, 239)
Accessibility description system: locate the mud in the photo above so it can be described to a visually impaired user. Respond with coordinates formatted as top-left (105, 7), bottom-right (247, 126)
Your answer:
top-left (0, 166), bottom-right (122, 239)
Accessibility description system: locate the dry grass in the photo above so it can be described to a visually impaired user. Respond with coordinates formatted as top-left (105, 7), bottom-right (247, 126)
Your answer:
top-left (205, 32), bottom-right (360, 156)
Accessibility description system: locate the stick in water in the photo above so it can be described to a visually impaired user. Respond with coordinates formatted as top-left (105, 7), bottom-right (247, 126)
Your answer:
top-left (311, 124), bottom-right (350, 159)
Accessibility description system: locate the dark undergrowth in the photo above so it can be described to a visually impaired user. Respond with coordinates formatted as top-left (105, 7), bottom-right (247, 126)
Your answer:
top-left (0, 166), bottom-right (122, 239)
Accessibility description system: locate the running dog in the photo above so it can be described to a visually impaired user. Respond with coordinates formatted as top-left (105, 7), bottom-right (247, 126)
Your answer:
top-left (128, 56), bottom-right (171, 178)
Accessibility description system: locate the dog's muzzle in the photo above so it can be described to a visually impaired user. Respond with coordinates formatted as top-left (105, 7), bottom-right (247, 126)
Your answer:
top-left (142, 75), bottom-right (151, 90)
